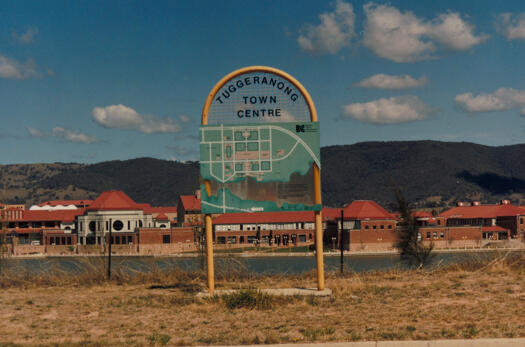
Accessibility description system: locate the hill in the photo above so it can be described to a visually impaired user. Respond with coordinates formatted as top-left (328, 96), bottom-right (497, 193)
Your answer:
top-left (2, 140), bottom-right (525, 209)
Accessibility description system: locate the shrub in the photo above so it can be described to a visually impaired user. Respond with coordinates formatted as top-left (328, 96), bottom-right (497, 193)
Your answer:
top-left (222, 290), bottom-right (274, 310)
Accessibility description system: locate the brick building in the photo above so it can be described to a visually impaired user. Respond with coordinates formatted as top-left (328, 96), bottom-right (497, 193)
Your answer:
top-left (177, 192), bottom-right (202, 227)
top-left (438, 200), bottom-right (525, 241)
top-left (324, 200), bottom-right (398, 251)
top-left (211, 211), bottom-right (319, 246)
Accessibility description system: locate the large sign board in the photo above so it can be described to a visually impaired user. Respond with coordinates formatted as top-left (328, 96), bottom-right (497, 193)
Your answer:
top-left (200, 67), bottom-right (321, 214)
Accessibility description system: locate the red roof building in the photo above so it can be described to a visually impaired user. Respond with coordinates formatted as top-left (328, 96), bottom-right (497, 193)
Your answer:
top-left (86, 191), bottom-right (141, 211)
top-left (342, 200), bottom-right (395, 220)
top-left (177, 193), bottom-right (202, 227)
top-left (439, 202), bottom-right (525, 239)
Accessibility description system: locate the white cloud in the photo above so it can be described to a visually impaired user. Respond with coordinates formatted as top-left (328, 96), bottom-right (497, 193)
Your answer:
top-left (455, 88), bottom-right (525, 116)
top-left (342, 96), bottom-right (432, 124)
top-left (495, 13), bottom-right (525, 40)
top-left (92, 104), bottom-right (180, 134)
top-left (27, 126), bottom-right (98, 144)
top-left (179, 115), bottom-right (190, 123)
top-left (430, 13), bottom-right (487, 50)
top-left (12, 27), bottom-right (39, 44)
top-left (52, 127), bottom-right (98, 144)
top-left (355, 74), bottom-right (428, 89)
top-left (363, 3), bottom-right (487, 62)
top-left (27, 127), bottom-right (45, 137)
top-left (0, 55), bottom-right (40, 79)
top-left (298, 0), bottom-right (355, 54)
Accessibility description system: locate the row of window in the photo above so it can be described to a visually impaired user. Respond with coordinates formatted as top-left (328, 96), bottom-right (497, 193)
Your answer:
top-left (364, 224), bottom-right (393, 230)
top-left (216, 234), bottom-right (310, 245)
top-left (110, 235), bottom-right (134, 245)
top-left (215, 223), bottom-right (315, 232)
top-left (418, 231), bottom-right (445, 240)
top-left (79, 219), bottom-right (145, 233)
top-left (5, 221), bottom-right (58, 229)
top-left (48, 236), bottom-right (73, 245)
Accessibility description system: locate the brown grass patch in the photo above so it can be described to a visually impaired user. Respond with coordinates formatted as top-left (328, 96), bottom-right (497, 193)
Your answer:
top-left (0, 253), bottom-right (523, 345)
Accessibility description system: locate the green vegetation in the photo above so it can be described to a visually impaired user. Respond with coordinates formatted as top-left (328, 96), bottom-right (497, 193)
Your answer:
top-left (395, 189), bottom-right (433, 267)
top-left (221, 290), bottom-right (275, 310)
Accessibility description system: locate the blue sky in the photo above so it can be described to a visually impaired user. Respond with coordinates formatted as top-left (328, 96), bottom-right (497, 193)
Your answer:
top-left (1, 0), bottom-right (525, 164)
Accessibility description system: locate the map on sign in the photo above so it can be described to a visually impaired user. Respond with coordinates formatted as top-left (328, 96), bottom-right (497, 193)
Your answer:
top-left (200, 121), bottom-right (320, 214)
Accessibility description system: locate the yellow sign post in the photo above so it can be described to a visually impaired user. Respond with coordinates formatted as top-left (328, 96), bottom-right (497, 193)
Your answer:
top-left (200, 66), bottom-right (324, 293)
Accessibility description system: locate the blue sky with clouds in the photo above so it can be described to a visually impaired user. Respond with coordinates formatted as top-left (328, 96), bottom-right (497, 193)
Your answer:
top-left (1, 0), bottom-right (525, 164)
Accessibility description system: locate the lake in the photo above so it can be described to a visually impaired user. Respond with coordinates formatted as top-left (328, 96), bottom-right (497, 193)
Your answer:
top-left (3, 250), bottom-right (521, 275)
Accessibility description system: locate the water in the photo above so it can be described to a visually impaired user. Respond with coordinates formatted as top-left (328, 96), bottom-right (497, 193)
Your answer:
top-left (3, 250), bottom-right (520, 275)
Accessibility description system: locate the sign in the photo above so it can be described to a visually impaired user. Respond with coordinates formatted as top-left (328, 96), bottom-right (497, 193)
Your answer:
top-left (200, 67), bottom-right (321, 214)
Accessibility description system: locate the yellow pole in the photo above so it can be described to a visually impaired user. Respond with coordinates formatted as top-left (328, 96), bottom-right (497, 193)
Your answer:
top-left (313, 165), bottom-right (324, 291)
top-left (205, 214), bottom-right (214, 294)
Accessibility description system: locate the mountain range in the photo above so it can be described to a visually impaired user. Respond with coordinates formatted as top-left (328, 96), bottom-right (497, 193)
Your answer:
top-left (2, 140), bottom-right (525, 211)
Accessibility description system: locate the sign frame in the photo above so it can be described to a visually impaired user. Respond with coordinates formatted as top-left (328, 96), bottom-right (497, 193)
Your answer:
top-left (200, 66), bottom-right (324, 293)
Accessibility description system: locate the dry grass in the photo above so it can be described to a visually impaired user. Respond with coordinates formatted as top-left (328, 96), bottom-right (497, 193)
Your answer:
top-left (0, 253), bottom-right (524, 346)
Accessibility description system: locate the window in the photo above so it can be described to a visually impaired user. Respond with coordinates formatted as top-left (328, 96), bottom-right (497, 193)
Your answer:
top-left (89, 221), bottom-right (96, 232)
top-left (240, 236), bottom-right (245, 243)
top-left (217, 236), bottom-right (226, 244)
top-left (365, 225), bottom-right (369, 230)
top-left (159, 224), bottom-right (166, 228)
top-left (521, 218), bottom-right (523, 225)
top-left (433, 232), bottom-right (437, 239)
top-left (373, 225), bottom-right (377, 229)
top-left (227, 236), bottom-right (237, 244)
top-left (438, 220), bottom-right (441, 225)
top-left (106, 221), bottom-right (109, 230)
top-left (139, 220), bottom-right (143, 228)
top-left (128, 236), bottom-right (133, 244)
top-left (426, 232), bottom-right (431, 238)
top-left (299, 234), bottom-right (306, 242)
top-left (113, 220), bottom-right (124, 231)
top-left (380, 225), bottom-right (384, 229)
top-left (440, 232), bottom-right (444, 238)
top-left (388, 225), bottom-right (392, 229)
top-left (128, 221), bottom-right (131, 230)
top-left (50, 237), bottom-right (55, 245)
top-left (162, 235), bottom-right (171, 244)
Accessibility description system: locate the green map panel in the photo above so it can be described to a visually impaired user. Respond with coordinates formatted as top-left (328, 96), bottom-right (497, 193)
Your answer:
top-left (200, 121), bottom-right (320, 213)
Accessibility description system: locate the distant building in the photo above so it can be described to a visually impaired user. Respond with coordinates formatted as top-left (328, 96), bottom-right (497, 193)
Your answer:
top-left (438, 200), bottom-right (525, 240)
top-left (177, 191), bottom-right (202, 227)
top-left (77, 191), bottom-right (153, 245)
top-left (30, 200), bottom-right (92, 211)
top-left (324, 200), bottom-right (397, 251)
top-left (212, 211), bottom-right (318, 246)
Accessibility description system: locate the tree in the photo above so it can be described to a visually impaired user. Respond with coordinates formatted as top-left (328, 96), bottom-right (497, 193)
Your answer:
top-left (394, 188), bottom-right (433, 267)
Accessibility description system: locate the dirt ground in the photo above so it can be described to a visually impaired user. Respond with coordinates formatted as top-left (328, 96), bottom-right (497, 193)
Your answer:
top-left (0, 261), bottom-right (524, 346)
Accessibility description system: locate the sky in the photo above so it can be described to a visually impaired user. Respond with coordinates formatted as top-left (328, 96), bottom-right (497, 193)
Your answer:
top-left (1, 0), bottom-right (525, 164)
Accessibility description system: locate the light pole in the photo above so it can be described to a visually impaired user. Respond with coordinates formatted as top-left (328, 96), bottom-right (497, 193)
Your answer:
top-left (340, 209), bottom-right (344, 274)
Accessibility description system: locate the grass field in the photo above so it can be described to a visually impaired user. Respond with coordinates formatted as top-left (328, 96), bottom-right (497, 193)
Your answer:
top-left (0, 254), bottom-right (524, 346)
